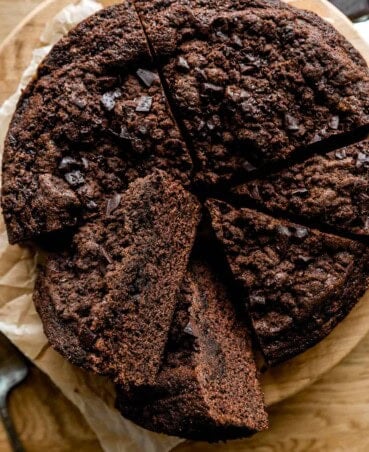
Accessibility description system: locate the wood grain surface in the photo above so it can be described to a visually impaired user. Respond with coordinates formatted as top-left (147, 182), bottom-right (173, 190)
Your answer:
top-left (1, 1), bottom-right (369, 451)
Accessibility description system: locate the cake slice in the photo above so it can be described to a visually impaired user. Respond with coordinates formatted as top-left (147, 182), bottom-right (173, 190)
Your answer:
top-left (232, 140), bottom-right (369, 236)
top-left (117, 260), bottom-right (268, 440)
top-left (2, 3), bottom-right (192, 244)
top-left (34, 171), bottom-right (201, 387)
top-left (135, 0), bottom-right (369, 186)
top-left (206, 200), bottom-right (369, 365)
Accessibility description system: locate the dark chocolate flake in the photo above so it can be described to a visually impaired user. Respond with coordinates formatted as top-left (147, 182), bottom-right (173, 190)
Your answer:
top-left (203, 83), bottom-right (224, 93)
top-left (59, 156), bottom-right (80, 171)
top-left (292, 188), bottom-right (309, 197)
top-left (71, 96), bottom-right (87, 109)
top-left (119, 126), bottom-right (131, 141)
top-left (215, 31), bottom-right (229, 41)
top-left (329, 115), bottom-right (340, 130)
top-left (232, 34), bottom-right (243, 47)
top-left (296, 255), bottom-right (314, 265)
top-left (294, 226), bottom-right (309, 239)
top-left (284, 113), bottom-right (300, 132)
top-left (335, 149), bottom-right (347, 160)
top-left (136, 68), bottom-right (157, 87)
top-left (81, 157), bottom-right (89, 169)
top-left (249, 293), bottom-right (266, 307)
top-left (277, 225), bottom-right (291, 237)
top-left (136, 96), bottom-right (152, 113)
top-left (242, 160), bottom-right (256, 173)
top-left (356, 152), bottom-right (369, 168)
top-left (177, 56), bottom-right (190, 71)
top-left (101, 88), bottom-right (122, 111)
top-left (86, 200), bottom-right (98, 210)
top-left (106, 193), bottom-right (121, 216)
top-left (64, 170), bottom-right (84, 187)
top-left (184, 322), bottom-right (196, 337)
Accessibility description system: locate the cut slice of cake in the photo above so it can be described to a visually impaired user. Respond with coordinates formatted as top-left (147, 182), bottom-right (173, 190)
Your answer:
top-left (206, 199), bottom-right (369, 365)
top-left (34, 171), bottom-right (201, 387)
top-left (232, 140), bottom-right (369, 236)
top-left (117, 259), bottom-right (268, 440)
top-left (2, 3), bottom-right (192, 244)
top-left (135, 0), bottom-right (369, 186)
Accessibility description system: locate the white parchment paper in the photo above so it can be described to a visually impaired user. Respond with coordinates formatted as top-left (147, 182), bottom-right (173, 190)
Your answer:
top-left (0, 1), bottom-right (182, 451)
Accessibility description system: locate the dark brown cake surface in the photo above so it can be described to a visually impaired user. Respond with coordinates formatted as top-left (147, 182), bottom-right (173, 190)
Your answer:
top-left (232, 140), bottom-right (369, 236)
top-left (135, 0), bottom-right (369, 186)
top-left (34, 170), bottom-right (201, 387)
top-left (1, 2), bottom-right (192, 244)
top-left (117, 259), bottom-right (268, 441)
top-left (4, 0), bottom-right (369, 442)
top-left (207, 200), bottom-right (369, 365)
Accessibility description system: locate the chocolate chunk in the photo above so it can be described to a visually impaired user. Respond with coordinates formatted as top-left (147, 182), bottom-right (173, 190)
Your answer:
top-left (64, 170), bottom-right (84, 187)
top-left (101, 88), bottom-right (122, 111)
top-left (136, 69), bottom-right (158, 87)
top-left (136, 96), bottom-right (153, 112)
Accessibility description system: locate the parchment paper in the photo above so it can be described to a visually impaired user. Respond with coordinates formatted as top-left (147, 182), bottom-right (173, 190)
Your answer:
top-left (1, 1), bottom-right (369, 451)
top-left (0, 1), bottom-right (182, 451)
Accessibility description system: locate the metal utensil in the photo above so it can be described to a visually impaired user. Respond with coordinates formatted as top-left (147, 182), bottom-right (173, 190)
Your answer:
top-left (0, 333), bottom-right (28, 452)
top-left (329, 0), bottom-right (369, 21)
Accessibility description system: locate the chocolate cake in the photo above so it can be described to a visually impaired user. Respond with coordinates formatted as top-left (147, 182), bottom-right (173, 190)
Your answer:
top-left (135, 0), bottom-right (369, 186)
top-left (1, 2), bottom-right (192, 244)
top-left (3, 0), bottom-right (369, 442)
top-left (117, 260), bottom-right (268, 440)
top-left (232, 140), bottom-right (369, 236)
top-left (34, 171), bottom-right (200, 387)
top-left (207, 200), bottom-right (369, 365)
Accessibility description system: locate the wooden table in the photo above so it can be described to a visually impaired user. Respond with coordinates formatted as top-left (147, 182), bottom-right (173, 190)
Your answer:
top-left (2, 1), bottom-right (369, 451)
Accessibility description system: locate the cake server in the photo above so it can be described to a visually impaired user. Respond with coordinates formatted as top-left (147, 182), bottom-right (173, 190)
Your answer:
top-left (0, 333), bottom-right (28, 452)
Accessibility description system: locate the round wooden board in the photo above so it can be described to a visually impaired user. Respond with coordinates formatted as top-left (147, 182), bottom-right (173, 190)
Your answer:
top-left (1, 0), bottom-right (369, 440)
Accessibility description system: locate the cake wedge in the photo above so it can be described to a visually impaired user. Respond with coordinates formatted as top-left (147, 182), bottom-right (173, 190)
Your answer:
top-left (207, 199), bottom-right (369, 365)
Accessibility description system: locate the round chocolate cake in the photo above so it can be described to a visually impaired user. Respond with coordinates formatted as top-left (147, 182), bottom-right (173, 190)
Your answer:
top-left (3, 0), bottom-right (369, 441)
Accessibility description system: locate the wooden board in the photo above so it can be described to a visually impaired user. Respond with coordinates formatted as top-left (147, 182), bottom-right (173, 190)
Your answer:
top-left (1, 0), bottom-right (369, 450)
